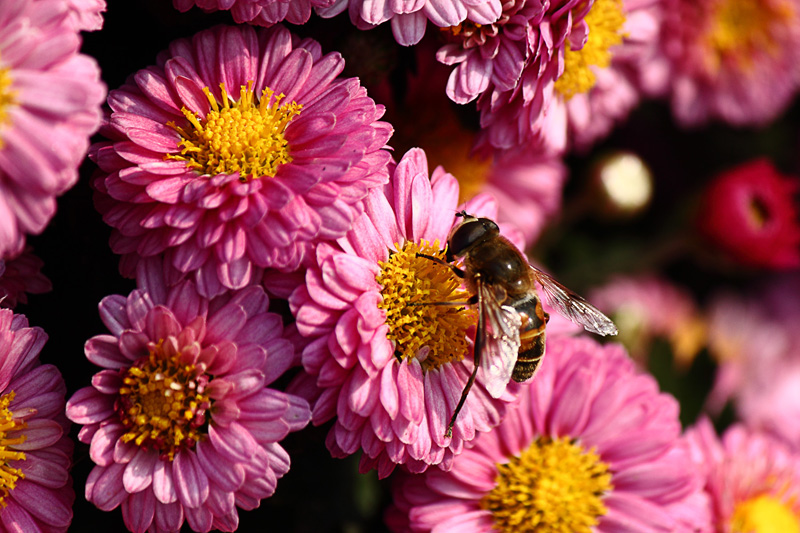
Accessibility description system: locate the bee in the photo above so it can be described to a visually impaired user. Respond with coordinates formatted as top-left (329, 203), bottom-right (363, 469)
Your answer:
top-left (417, 211), bottom-right (617, 437)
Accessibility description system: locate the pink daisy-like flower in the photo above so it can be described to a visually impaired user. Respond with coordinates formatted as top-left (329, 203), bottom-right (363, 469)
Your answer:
top-left (686, 418), bottom-right (800, 530)
top-left (288, 148), bottom-right (533, 478)
top-left (90, 24), bottom-right (392, 297)
top-left (0, 0), bottom-right (105, 257)
top-left (66, 260), bottom-right (310, 532)
top-left (435, 0), bottom-right (547, 104)
top-left (172, 0), bottom-right (336, 27)
top-left (318, 0), bottom-right (503, 47)
top-left (659, 0), bottom-right (800, 126)
top-left (590, 274), bottom-right (705, 366)
top-left (387, 336), bottom-right (711, 532)
top-left (66, 0), bottom-right (106, 31)
top-left (0, 308), bottom-right (75, 533)
top-left (696, 159), bottom-right (800, 270)
top-left (477, 0), bottom-right (660, 153)
top-left (0, 246), bottom-right (52, 308)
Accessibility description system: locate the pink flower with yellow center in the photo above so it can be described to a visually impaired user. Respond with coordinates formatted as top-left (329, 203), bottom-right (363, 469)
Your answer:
top-left (288, 148), bottom-right (532, 478)
top-left (172, 0), bottom-right (336, 27)
top-left (0, 309), bottom-right (74, 533)
top-left (660, 0), bottom-right (800, 126)
top-left (66, 260), bottom-right (310, 532)
top-left (687, 419), bottom-right (800, 532)
top-left (387, 336), bottom-right (712, 532)
top-left (0, 0), bottom-right (105, 257)
top-left (477, 0), bottom-right (662, 153)
top-left (90, 24), bottom-right (392, 298)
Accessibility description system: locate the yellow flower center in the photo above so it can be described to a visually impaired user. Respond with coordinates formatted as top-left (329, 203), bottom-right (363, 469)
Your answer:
top-left (0, 59), bottom-right (16, 149)
top-left (376, 240), bottom-right (476, 371)
top-left (167, 82), bottom-right (302, 181)
top-left (117, 340), bottom-right (211, 461)
top-left (0, 392), bottom-right (26, 508)
top-left (482, 436), bottom-right (613, 533)
top-left (705, 0), bottom-right (794, 73)
top-left (554, 0), bottom-right (627, 99)
top-left (731, 494), bottom-right (800, 533)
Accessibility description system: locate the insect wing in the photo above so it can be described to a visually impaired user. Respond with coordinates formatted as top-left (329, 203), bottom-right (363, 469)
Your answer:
top-left (476, 280), bottom-right (523, 398)
top-left (529, 266), bottom-right (618, 336)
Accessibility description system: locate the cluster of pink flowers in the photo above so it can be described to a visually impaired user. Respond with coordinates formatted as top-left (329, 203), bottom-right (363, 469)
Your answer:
top-left (5, 0), bottom-right (800, 530)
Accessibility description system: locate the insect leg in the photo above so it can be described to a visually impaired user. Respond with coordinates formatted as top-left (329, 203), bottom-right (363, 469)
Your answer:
top-left (445, 292), bottom-right (484, 438)
top-left (407, 295), bottom-right (478, 307)
top-left (415, 253), bottom-right (466, 279)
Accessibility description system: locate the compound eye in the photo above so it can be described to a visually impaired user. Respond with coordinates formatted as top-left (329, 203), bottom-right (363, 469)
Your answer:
top-left (447, 219), bottom-right (486, 257)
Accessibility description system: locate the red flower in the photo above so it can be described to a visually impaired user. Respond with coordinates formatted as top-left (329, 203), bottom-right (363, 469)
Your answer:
top-left (697, 159), bottom-right (800, 269)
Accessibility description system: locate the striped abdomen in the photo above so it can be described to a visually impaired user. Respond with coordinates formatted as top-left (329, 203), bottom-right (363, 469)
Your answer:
top-left (510, 292), bottom-right (549, 382)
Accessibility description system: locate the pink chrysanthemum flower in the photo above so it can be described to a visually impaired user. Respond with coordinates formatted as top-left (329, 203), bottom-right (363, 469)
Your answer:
top-left (318, 0), bottom-right (503, 47)
top-left (435, 0), bottom-right (547, 104)
top-left (66, 261), bottom-right (310, 532)
top-left (590, 274), bottom-right (705, 366)
top-left (66, 0), bottom-right (106, 31)
top-left (696, 159), bottom-right (800, 270)
top-left (172, 0), bottom-right (335, 27)
top-left (477, 0), bottom-right (659, 153)
top-left (686, 418), bottom-right (800, 531)
top-left (0, 0), bottom-right (105, 257)
top-left (288, 148), bottom-right (532, 478)
top-left (705, 275), bottom-right (800, 447)
top-left (387, 336), bottom-right (712, 532)
top-left (659, 0), bottom-right (800, 126)
top-left (0, 246), bottom-right (52, 308)
top-left (0, 309), bottom-right (74, 533)
top-left (90, 24), bottom-right (392, 297)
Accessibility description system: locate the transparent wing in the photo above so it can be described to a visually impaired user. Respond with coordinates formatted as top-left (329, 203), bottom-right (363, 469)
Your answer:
top-left (476, 279), bottom-right (522, 399)
top-left (529, 266), bottom-right (618, 336)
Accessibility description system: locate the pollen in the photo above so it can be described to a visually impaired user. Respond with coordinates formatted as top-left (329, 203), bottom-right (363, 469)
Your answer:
top-left (705, 0), bottom-right (794, 73)
top-left (730, 493), bottom-right (800, 533)
top-left (377, 240), bottom-right (476, 371)
top-left (0, 59), bottom-right (16, 149)
top-left (554, 0), bottom-right (626, 99)
top-left (116, 340), bottom-right (211, 461)
top-left (167, 81), bottom-right (302, 181)
top-left (482, 436), bottom-right (612, 533)
top-left (0, 392), bottom-right (27, 509)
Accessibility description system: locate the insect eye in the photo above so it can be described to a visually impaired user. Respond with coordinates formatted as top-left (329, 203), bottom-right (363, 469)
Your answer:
top-left (448, 219), bottom-right (487, 257)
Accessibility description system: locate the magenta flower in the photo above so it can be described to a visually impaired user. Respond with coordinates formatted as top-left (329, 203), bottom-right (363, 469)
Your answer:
top-left (0, 309), bottom-right (74, 533)
top-left (686, 419), bottom-right (800, 530)
top-left (90, 24), bottom-right (392, 297)
top-left (658, 0), bottom-right (800, 126)
top-left (288, 148), bottom-right (525, 478)
top-left (172, 0), bottom-right (336, 27)
top-left (387, 336), bottom-right (712, 532)
top-left (696, 159), bottom-right (800, 270)
top-left (0, 246), bottom-right (52, 309)
top-left (66, 260), bottom-right (310, 532)
top-left (436, 0), bottom-right (547, 104)
top-left (0, 0), bottom-right (105, 257)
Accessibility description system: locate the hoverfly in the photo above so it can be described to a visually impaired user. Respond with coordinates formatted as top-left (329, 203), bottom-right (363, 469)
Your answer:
top-left (417, 212), bottom-right (617, 437)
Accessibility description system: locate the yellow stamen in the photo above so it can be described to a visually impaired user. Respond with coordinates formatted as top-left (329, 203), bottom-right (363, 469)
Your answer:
top-left (166, 81), bottom-right (302, 181)
top-left (482, 436), bottom-right (612, 532)
top-left (731, 494), bottom-right (800, 533)
top-left (117, 340), bottom-right (211, 461)
top-left (0, 56), bottom-right (16, 149)
top-left (0, 392), bottom-right (27, 509)
top-left (377, 240), bottom-right (476, 370)
top-left (705, 0), bottom-right (794, 73)
top-left (555, 0), bottom-right (627, 99)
